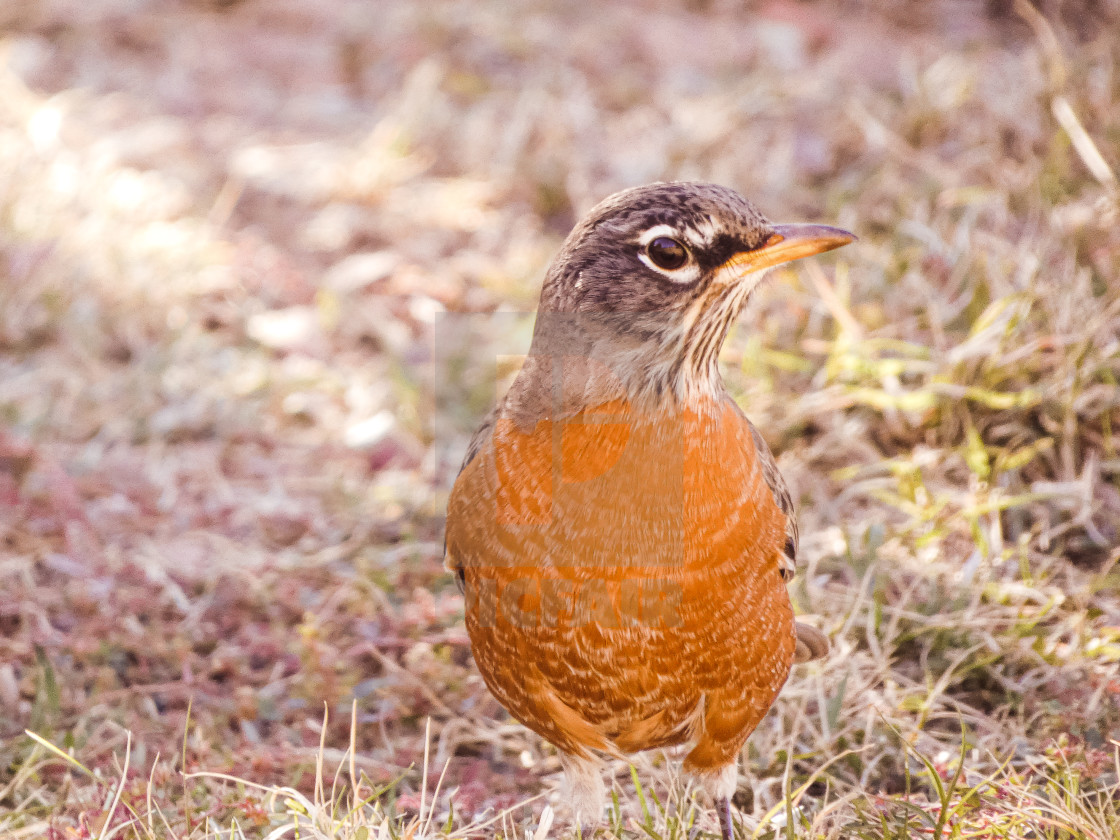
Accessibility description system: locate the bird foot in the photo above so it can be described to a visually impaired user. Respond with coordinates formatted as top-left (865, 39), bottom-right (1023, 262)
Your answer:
top-left (714, 796), bottom-right (735, 840)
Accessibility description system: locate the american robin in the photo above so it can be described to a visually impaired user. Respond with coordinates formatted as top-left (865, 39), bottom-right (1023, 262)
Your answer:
top-left (445, 182), bottom-right (853, 838)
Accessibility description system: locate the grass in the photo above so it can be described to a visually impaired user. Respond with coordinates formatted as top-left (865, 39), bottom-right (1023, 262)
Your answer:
top-left (1, 0), bottom-right (1119, 837)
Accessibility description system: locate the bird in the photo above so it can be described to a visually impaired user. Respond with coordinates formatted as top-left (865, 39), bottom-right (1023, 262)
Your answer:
top-left (444, 181), bottom-right (853, 839)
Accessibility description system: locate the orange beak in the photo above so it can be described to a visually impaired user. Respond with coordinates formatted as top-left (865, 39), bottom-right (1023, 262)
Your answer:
top-left (720, 223), bottom-right (856, 274)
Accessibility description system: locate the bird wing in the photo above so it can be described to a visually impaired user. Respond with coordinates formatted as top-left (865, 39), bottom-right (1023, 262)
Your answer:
top-left (728, 398), bottom-right (830, 663)
top-left (445, 404), bottom-right (499, 592)
top-left (458, 404), bottom-right (499, 476)
top-left (731, 404), bottom-right (798, 581)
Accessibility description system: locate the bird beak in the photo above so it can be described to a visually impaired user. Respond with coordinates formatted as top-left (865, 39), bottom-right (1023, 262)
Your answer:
top-left (720, 223), bottom-right (856, 275)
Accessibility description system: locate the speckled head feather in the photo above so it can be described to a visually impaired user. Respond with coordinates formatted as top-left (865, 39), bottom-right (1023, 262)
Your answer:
top-left (538, 181), bottom-right (774, 313)
top-left (521, 181), bottom-right (853, 406)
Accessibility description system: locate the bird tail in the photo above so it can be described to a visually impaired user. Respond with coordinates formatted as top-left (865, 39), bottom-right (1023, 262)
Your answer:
top-left (793, 622), bottom-right (829, 663)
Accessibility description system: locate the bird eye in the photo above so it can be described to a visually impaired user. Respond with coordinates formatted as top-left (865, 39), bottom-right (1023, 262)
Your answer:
top-left (646, 237), bottom-right (688, 271)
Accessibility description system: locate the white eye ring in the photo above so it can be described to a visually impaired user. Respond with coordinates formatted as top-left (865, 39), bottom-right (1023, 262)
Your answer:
top-left (637, 225), bottom-right (701, 284)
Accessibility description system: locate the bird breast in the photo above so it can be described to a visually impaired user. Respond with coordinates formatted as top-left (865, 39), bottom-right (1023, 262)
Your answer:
top-left (449, 396), bottom-right (787, 587)
top-left (446, 395), bottom-right (796, 755)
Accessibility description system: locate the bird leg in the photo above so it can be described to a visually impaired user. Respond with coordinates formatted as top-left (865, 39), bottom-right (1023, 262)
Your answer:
top-left (715, 796), bottom-right (734, 840)
top-left (560, 752), bottom-right (605, 833)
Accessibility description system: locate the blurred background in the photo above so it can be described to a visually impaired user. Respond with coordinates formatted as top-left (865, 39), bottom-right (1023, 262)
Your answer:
top-left (1, 1), bottom-right (1118, 837)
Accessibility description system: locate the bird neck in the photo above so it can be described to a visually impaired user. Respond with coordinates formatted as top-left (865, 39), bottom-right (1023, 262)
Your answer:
top-left (501, 339), bottom-right (728, 434)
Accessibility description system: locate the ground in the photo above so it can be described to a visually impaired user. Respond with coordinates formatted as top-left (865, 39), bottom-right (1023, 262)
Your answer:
top-left (0, 0), bottom-right (1118, 838)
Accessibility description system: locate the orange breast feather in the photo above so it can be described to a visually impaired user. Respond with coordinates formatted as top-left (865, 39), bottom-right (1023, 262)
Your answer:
top-left (446, 396), bottom-right (796, 765)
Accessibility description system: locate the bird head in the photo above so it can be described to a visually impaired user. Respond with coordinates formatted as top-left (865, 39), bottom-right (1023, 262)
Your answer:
top-left (519, 182), bottom-right (855, 411)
